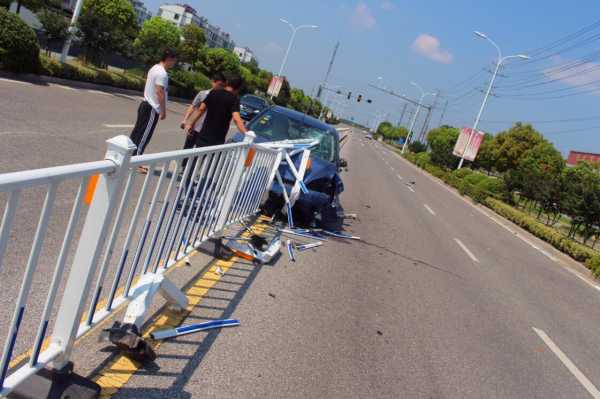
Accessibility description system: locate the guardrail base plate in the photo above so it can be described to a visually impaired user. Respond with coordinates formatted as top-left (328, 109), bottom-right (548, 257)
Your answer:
top-left (8, 361), bottom-right (100, 399)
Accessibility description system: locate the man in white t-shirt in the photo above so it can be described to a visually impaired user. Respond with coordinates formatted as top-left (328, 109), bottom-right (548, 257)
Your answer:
top-left (129, 49), bottom-right (178, 171)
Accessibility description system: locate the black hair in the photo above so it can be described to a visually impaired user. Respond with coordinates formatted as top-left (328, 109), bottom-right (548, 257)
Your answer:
top-left (227, 75), bottom-right (243, 91)
top-left (210, 73), bottom-right (226, 83)
top-left (160, 48), bottom-right (178, 61)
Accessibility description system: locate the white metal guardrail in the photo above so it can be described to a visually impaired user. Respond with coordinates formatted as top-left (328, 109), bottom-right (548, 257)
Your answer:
top-left (0, 133), bottom-right (283, 396)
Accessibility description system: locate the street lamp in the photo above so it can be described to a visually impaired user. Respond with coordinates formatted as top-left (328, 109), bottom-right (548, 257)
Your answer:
top-left (277, 18), bottom-right (319, 78)
top-left (401, 82), bottom-right (436, 154)
top-left (457, 31), bottom-right (530, 169)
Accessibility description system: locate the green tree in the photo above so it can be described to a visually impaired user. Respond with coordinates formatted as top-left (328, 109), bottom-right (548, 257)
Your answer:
top-left (0, 0), bottom-right (10, 9)
top-left (427, 125), bottom-right (460, 169)
top-left (179, 24), bottom-right (205, 66)
top-left (256, 69), bottom-right (272, 93)
top-left (273, 78), bottom-right (291, 106)
top-left (197, 47), bottom-right (240, 77)
top-left (492, 122), bottom-right (544, 173)
top-left (408, 140), bottom-right (428, 153)
top-left (243, 58), bottom-right (260, 75)
top-left (563, 162), bottom-right (600, 243)
top-left (77, 0), bottom-right (137, 65)
top-left (37, 7), bottom-right (69, 55)
top-left (134, 17), bottom-right (180, 68)
top-left (0, 6), bottom-right (40, 72)
top-left (472, 133), bottom-right (495, 174)
top-left (510, 140), bottom-right (565, 222)
top-left (15, 0), bottom-right (44, 14)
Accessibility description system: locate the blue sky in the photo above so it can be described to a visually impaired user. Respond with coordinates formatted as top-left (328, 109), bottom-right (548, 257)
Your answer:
top-left (144, 0), bottom-right (600, 154)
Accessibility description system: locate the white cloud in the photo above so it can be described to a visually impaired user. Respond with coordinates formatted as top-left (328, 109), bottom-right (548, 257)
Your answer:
top-left (351, 2), bottom-right (376, 30)
top-left (543, 57), bottom-right (600, 96)
top-left (381, 1), bottom-right (395, 10)
top-left (411, 34), bottom-right (454, 64)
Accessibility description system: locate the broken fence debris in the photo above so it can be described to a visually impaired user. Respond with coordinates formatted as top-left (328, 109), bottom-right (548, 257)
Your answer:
top-left (151, 319), bottom-right (241, 340)
top-left (286, 240), bottom-right (296, 262)
top-left (322, 230), bottom-right (361, 240)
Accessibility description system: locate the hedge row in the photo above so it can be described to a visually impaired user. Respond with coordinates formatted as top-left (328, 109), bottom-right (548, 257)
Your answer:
top-left (404, 151), bottom-right (507, 203)
top-left (402, 148), bottom-right (600, 274)
top-left (40, 56), bottom-right (200, 98)
top-left (486, 198), bottom-right (599, 269)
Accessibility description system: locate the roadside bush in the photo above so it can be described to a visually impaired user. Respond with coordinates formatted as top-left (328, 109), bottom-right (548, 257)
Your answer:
top-left (486, 198), bottom-right (598, 264)
top-left (586, 256), bottom-right (600, 277)
top-left (0, 7), bottom-right (41, 72)
top-left (39, 55), bottom-right (147, 92)
top-left (414, 152), bottom-right (431, 168)
top-left (169, 69), bottom-right (211, 97)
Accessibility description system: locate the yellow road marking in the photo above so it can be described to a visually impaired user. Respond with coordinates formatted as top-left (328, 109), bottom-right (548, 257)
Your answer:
top-left (94, 221), bottom-right (267, 397)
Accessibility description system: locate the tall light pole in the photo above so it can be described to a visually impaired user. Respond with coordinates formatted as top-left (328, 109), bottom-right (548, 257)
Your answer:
top-left (60, 0), bottom-right (85, 63)
top-left (277, 19), bottom-right (318, 78)
top-left (402, 82), bottom-right (436, 154)
top-left (457, 31), bottom-right (530, 169)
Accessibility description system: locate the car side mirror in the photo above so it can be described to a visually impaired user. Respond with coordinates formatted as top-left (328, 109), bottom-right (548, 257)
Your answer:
top-left (339, 158), bottom-right (348, 168)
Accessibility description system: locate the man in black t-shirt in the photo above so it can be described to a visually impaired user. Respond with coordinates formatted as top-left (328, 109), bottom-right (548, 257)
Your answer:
top-left (185, 76), bottom-right (249, 146)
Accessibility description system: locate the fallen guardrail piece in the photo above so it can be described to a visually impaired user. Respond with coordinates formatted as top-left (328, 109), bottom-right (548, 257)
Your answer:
top-left (224, 232), bottom-right (282, 264)
top-left (295, 241), bottom-right (323, 251)
top-left (286, 240), bottom-right (296, 262)
top-left (150, 319), bottom-right (240, 340)
top-left (322, 231), bottom-right (361, 240)
top-left (279, 228), bottom-right (327, 241)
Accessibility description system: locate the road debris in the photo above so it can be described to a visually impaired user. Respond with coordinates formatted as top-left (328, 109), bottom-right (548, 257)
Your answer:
top-left (151, 319), bottom-right (241, 340)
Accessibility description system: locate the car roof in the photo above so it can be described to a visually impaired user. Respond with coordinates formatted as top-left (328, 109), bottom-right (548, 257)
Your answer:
top-left (269, 106), bottom-right (338, 136)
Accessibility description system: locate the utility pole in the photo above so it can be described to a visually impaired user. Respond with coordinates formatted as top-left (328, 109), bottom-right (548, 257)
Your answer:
top-left (438, 99), bottom-right (448, 127)
top-left (419, 91), bottom-right (439, 141)
top-left (60, 0), bottom-right (85, 63)
top-left (398, 103), bottom-right (408, 127)
top-left (316, 42), bottom-right (340, 101)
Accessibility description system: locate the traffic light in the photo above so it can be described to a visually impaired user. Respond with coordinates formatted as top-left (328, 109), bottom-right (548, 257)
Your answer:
top-left (357, 94), bottom-right (362, 102)
top-left (347, 91), bottom-right (352, 100)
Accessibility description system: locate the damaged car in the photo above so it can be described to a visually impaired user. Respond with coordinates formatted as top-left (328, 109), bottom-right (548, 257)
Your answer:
top-left (232, 106), bottom-right (346, 231)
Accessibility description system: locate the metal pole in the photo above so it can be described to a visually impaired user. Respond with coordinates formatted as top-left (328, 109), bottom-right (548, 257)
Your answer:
top-left (278, 27), bottom-right (297, 78)
top-left (398, 103), bottom-right (408, 127)
top-left (438, 99), bottom-right (448, 127)
top-left (402, 93), bottom-right (424, 153)
top-left (457, 58), bottom-right (501, 169)
top-left (60, 0), bottom-right (85, 63)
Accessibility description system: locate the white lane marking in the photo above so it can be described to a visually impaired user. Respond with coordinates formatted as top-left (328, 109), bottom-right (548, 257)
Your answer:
top-left (533, 328), bottom-right (600, 398)
top-left (49, 83), bottom-right (78, 91)
top-left (406, 185), bottom-right (415, 193)
top-left (0, 78), bottom-right (33, 86)
top-left (103, 124), bottom-right (134, 128)
top-left (387, 146), bottom-right (566, 265)
top-left (397, 174), bottom-right (403, 180)
top-left (475, 206), bottom-right (558, 262)
top-left (424, 204), bottom-right (436, 216)
top-left (565, 268), bottom-right (600, 292)
top-left (454, 238), bottom-right (480, 263)
top-left (87, 89), bottom-right (111, 96)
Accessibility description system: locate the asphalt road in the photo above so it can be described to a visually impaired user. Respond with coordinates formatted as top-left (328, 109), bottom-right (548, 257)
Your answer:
top-left (2, 78), bottom-right (600, 398)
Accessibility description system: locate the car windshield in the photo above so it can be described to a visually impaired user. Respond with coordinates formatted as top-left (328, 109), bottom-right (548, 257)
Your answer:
top-left (248, 110), bottom-right (337, 163)
top-left (241, 96), bottom-right (266, 108)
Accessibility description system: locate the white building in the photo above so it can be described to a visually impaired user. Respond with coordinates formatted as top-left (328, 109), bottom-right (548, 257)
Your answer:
top-left (157, 4), bottom-right (235, 50)
top-left (131, 0), bottom-right (152, 26)
top-left (234, 46), bottom-right (255, 63)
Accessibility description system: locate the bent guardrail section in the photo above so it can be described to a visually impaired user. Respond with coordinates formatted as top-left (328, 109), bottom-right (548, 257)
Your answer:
top-left (0, 133), bottom-right (282, 397)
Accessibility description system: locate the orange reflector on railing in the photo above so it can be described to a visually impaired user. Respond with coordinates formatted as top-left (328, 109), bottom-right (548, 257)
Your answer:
top-left (244, 147), bottom-right (257, 168)
top-left (84, 174), bottom-right (100, 205)
top-left (306, 158), bottom-right (313, 170)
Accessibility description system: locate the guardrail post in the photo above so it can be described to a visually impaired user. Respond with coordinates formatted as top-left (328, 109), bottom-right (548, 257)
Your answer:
top-left (50, 136), bottom-right (136, 369)
top-left (213, 132), bottom-right (256, 233)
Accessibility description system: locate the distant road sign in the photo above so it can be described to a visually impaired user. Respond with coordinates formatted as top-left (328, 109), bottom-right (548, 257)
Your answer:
top-left (453, 128), bottom-right (484, 162)
top-left (267, 76), bottom-right (285, 97)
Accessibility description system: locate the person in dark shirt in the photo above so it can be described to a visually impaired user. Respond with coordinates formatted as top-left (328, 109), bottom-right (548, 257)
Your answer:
top-left (185, 76), bottom-right (250, 146)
